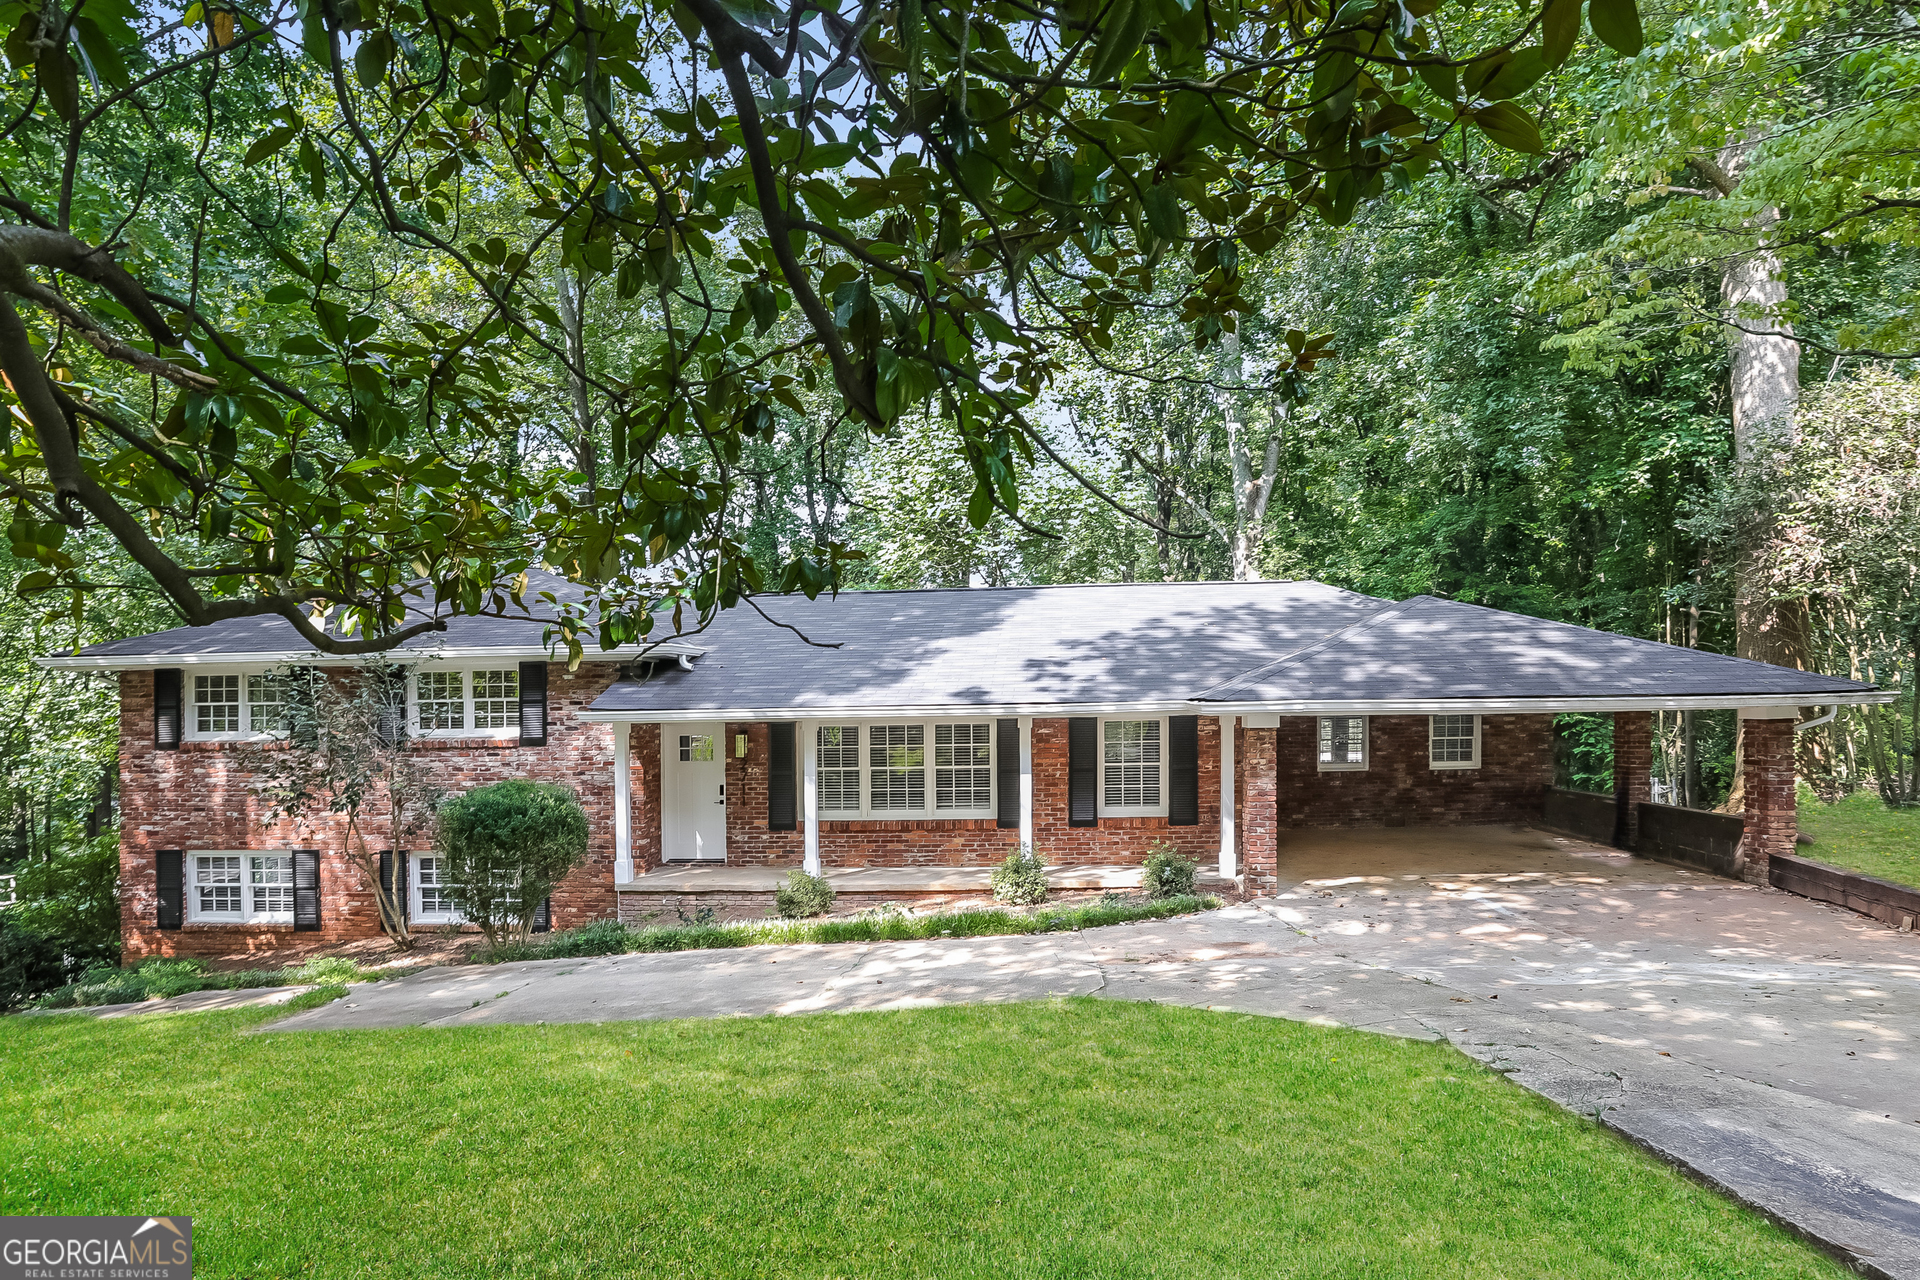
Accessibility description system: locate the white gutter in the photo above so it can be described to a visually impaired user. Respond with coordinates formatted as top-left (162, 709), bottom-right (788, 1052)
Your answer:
top-left (35, 640), bottom-right (707, 672)
top-left (576, 689), bottom-right (1896, 724)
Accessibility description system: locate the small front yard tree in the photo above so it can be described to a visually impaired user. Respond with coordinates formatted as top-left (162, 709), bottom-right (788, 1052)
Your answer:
top-left (243, 666), bottom-right (439, 950)
top-left (434, 782), bottom-right (589, 946)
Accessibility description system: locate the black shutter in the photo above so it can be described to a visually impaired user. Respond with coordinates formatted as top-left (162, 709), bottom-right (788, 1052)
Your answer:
top-left (518, 662), bottom-right (548, 746)
top-left (1168, 715), bottom-right (1200, 826)
top-left (768, 722), bottom-right (797, 831)
top-left (378, 849), bottom-right (409, 923)
top-left (376, 667), bottom-right (408, 745)
top-left (996, 719), bottom-right (1020, 829)
top-left (293, 848), bottom-right (321, 931)
top-left (533, 896), bottom-right (551, 933)
top-left (156, 849), bottom-right (183, 929)
top-left (1068, 717), bottom-right (1098, 828)
top-left (153, 669), bottom-right (182, 750)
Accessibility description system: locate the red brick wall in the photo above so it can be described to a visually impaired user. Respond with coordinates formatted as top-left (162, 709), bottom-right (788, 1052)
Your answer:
top-left (1740, 714), bottom-right (1795, 885)
top-left (120, 665), bottom-right (624, 958)
top-left (1272, 714), bottom-right (1553, 831)
top-left (1613, 711), bottom-right (1652, 849)
top-left (1241, 725), bottom-right (1279, 883)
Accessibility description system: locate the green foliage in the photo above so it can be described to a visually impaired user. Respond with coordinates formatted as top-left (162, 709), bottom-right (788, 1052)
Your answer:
top-left (0, 0), bottom-right (1632, 660)
top-left (280, 985), bottom-right (350, 1013)
top-left (8, 833), bottom-right (120, 955)
top-left (775, 869), bottom-right (836, 920)
top-left (475, 894), bottom-right (1223, 962)
top-left (989, 847), bottom-right (1050, 906)
top-left (1141, 844), bottom-right (1198, 900)
top-left (0, 920), bottom-right (115, 1010)
top-left (29, 955), bottom-right (415, 1010)
top-left (435, 781), bottom-right (590, 946)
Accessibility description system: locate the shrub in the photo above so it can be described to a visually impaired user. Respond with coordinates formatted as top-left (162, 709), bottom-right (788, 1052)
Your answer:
top-left (989, 847), bottom-right (1049, 905)
top-left (1, 922), bottom-right (88, 1010)
top-left (1141, 843), bottom-right (1198, 899)
top-left (436, 780), bottom-right (591, 945)
top-left (776, 869), bottom-right (836, 919)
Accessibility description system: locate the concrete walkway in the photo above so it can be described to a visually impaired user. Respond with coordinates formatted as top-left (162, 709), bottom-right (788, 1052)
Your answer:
top-left (269, 827), bottom-right (1920, 1277)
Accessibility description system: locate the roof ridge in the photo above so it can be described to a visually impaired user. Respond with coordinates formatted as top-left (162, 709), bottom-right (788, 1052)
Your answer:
top-left (1192, 595), bottom-right (1420, 701)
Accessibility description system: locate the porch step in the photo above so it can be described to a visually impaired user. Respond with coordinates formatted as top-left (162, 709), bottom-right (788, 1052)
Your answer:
top-left (616, 864), bottom-right (1236, 895)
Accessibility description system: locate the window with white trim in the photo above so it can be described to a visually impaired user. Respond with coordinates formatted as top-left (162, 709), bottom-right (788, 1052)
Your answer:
top-left (413, 854), bottom-right (464, 923)
top-left (677, 732), bottom-right (715, 762)
top-left (246, 673), bottom-right (289, 733)
top-left (188, 852), bottom-right (293, 923)
top-left (412, 669), bottom-right (519, 736)
top-left (817, 725), bottom-right (862, 813)
top-left (194, 674), bottom-right (241, 734)
top-left (808, 720), bottom-right (995, 818)
top-left (1429, 714), bottom-right (1481, 769)
top-left (1317, 716), bottom-right (1368, 771)
top-left (935, 723), bottom-right (993, 810)
top-left (1098, 717), bottom-right (1167, 816)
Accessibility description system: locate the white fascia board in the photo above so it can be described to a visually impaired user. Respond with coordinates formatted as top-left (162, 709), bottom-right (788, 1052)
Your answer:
top-left (578, 689), bottom-right (1893, 722)
top-left (35, 639), bottom-right (707, 672)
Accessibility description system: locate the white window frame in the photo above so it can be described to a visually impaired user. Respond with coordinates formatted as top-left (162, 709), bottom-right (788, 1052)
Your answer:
top-left (411, 853), bottom-right (466, 925)
top-left (183, 669), bottom-right (317, 742)
top-left (1317, 715), bottom-right (1370, 772)
top-left (808, 719), bottom-right (998, 820)
top-left (408, 668), bottom-right (521, 739)
top-left (184, 850), bottom-right (295, 924)
top-left (1428, 713), bottom-right (1482, 770)
top-left (1096, 716), bottom-right (1168, 818)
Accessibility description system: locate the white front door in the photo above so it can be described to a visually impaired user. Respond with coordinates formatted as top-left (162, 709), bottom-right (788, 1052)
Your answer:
top-left (663, 722), bottom-right (727, 862)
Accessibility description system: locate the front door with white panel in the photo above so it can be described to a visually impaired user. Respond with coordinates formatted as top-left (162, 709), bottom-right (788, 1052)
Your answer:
top-left (663, 723), bottom-right (727, 862)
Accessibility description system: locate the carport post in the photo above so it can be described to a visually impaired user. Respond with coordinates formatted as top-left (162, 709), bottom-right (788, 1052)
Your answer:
top-left (1218, 715), bottom-right (1237, 879)
top-left (613, 724), bottom-right (633, 882)
top-left (1739, 708), bottom-right (1796, 886)
top-left (1611, 712), bottom-right (1651, 851)
top-left (1240, 714), bottom-right (1279, 888)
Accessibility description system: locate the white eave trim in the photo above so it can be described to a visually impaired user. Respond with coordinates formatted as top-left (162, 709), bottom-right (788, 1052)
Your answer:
top-left (578, 689), bottom-right (1892, 722)
top-left (35, 640), bottom-right (707, 672)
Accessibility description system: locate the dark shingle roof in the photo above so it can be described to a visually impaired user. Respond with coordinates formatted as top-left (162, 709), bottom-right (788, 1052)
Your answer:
top-left (584, 584), bottom-right (1879, 717)
top-left (1193, 595), bottom-right (1873, 704)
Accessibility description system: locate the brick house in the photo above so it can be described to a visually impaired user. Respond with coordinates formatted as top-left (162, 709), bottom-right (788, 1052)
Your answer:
top-left (43, 580), bottom-right (1884, 956)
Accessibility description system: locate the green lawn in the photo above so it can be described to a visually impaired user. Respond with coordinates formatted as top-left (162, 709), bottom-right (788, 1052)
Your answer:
top-left (1799, 790), bottom-right (1920, 890)
top-left (3, 1001), bottom-right (1841, 1279)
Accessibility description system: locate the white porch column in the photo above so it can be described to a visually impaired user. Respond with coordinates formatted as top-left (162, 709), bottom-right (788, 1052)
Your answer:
top-left (612, 724), bottom-right (634, 882)
top-left (1218, 715), bottom-right (1237, 879)
top-left (1018, 716), bottom-right (1034, 851)
top-left (802, 720), bottom-right (821, 876)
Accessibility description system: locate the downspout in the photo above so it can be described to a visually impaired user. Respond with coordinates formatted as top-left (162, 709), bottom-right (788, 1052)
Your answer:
top-left (677, 654), bottom-right (695, 671)
top-left (1794, 706), bottom-right (1836, 733)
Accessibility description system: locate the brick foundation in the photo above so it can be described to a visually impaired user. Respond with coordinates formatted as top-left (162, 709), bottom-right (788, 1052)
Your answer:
top-left (120, 665), bottom-right (624, 959)
top-left (1740, 713), bottom-right (1796, 886)
top-left (1613, 711), bottom-right (1652, 850)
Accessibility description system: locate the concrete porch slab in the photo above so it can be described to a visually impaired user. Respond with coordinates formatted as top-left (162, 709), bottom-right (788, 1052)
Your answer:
top-left (616, 864), bottom-right (1234, 894)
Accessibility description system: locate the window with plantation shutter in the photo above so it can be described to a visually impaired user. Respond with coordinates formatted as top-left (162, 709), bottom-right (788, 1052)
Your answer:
top-left (1101, 719), bottom-right (1163, 813)
top-left (153, 670), bottom-right (183, 750)
top-left (934, 723), bottom-right (992, 810)
top-left (868, 724), bottom-right (925, 811)
top-left (1429, 714), bottom-right (1480, 770)
top-left (817, 725), bottom-right (861, 813)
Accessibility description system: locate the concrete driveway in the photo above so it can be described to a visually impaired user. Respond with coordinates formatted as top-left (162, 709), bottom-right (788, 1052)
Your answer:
top-left (272, 826), bottom-right (1920, 1277)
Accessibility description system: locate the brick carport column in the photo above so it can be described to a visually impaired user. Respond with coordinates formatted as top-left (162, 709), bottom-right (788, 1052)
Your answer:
top-left (1612, 711), bottom-right (1652, 850)
top-left (1240, 721), bottom-right (1278, 889)
top-left (1740, 708), bottom-right (1796, 886)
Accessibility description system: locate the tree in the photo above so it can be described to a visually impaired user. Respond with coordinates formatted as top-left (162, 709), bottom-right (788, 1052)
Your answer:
top-left (0, 0), bottom-right (1642, 657)
top-left (241, 665), bottom-right (440, 947)
top-left (433, 780), bottom-right (589, 945)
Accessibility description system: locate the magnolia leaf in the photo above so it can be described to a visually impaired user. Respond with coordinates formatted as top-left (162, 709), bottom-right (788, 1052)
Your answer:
top-left (1479, 49), bottom-right (1550, 100)
top-left (1472, 101), bottom-right (1545, 153)
top-left (37, 49), bottom-right (79, 124)
top-left (1587, 0), bottom-right (1644, 56)
top-left (1142, 184), bottom-right (1186, 240)
top-left (1541, 0), bottom-right (1582, 65)
top-left (243, 124), bottom-right (300, 167)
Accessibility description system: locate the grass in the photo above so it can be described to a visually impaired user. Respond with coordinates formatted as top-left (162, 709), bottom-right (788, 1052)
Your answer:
top-left (1798, 789), bottom-right (1920, 890)
top-left (1, 1000), bottom-right (1844, 1279)
top-left (31, 956), bottom-right (421, 1010)
top-left (475, 893), bottom-right (1222, 963)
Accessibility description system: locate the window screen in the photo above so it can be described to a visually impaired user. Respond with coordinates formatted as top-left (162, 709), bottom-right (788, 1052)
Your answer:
top-left (417, 671), bottom-right (465, 731)
top-left (194, 674), bottom-right (241, 734)
top-left (1103, 720), bottom-right (1162, 808)
top-left (472, 670), bottom-right (519, 730)
top-left (417, 856), bottom-right (459, 916)
top-left (1430, 715), bottom-right (1478, 765)
top-left (868, 724), bottom-right (925, 811)
top-left (1318, 716), bottom-right (1366, 767)
top-left (194, 855), bottom-right (242, 914)
top-left (818, 725), bottom-right (861, 812)
top-left (935, 723), bottom-right (993, 810)
top-left (248, 854), bottom-right (293, 914)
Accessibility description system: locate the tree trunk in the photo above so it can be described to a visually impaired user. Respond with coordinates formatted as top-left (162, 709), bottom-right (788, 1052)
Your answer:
top-left (1217, 329), bottom-right (1279, 580)
top-left (554, 267), bottom-right (598, 501)
top-left (349, 820), bottom-right (412, 950)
